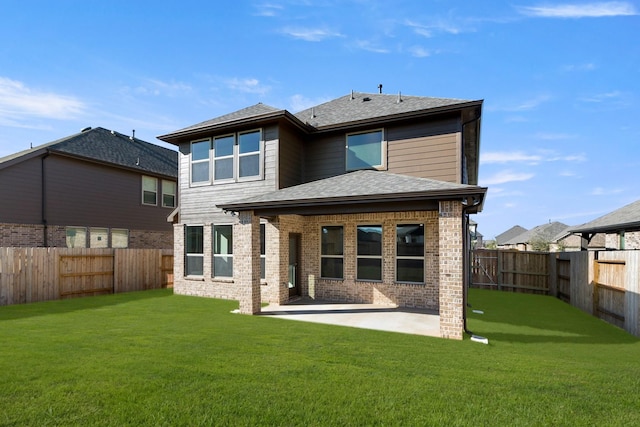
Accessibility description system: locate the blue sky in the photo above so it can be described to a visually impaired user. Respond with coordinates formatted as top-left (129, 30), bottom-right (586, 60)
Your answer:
top-left (1, 1), bottom-right (638, 240)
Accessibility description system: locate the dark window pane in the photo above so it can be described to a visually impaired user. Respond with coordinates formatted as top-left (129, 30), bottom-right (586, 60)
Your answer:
top-left (260, 257), bottom-right (266, 280)
top-left (186, 256), bottom-right (203, 276)
top-left (192, 162), bottom-right (209, 182)
top-left (186, 226), bottom-right (203, 254)
top-left (163, 194), bottom-right (175, 208)
top-left (214, 136), bottom-right (234, 157)
top-left (357, 225), bottom-right (382, 256)
top-left (239, 154), bottom-right (259, 177)
top-left (397, 259), bottom-right (424, 283)
top-left (347, 130), bottom-right (382, 170)
top-left (143, 191), bottom-right (156, 205)
top-left (192, 140), bottom-right (210, 161)
top-left (214, 158), bottom-right (233, 180)
top-left (321, 258), bottom-right (344, 279)
top-left (214, 256), bottom-right (233, 277)
top-left (397, 224), bottom-right (424, 256)
top-left (321, 226), bottom-right (343, 255)
top-left (357, 258), bottom-right (382, 281)
top-left (239, 131), bottom-right (260, 154)
top-left (260, 224), bottom-right (266, 255)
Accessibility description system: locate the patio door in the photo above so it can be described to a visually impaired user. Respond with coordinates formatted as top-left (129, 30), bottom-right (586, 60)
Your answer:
top-left (288, 233), bottom-right (301, 297)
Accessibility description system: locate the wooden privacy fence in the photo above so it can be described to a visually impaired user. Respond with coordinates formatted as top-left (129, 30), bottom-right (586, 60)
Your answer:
top-left (472, 249), bottom-right (640, 337)
top-left (0, 248), bottom-right (173, 306)
top-left (471, 249), bottom-right (551, 294)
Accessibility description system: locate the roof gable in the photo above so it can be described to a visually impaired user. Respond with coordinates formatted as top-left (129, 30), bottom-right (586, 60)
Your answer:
top-left (495, 225), bottom-right (527, 245)
top-left (0, 127), bottom-right (177, 178)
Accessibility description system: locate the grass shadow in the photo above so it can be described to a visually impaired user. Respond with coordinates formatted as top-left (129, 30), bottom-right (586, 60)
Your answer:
top-left (467, 288), bottom-right (639, 345)
top-left (0, 288), bottom-right (173, 321)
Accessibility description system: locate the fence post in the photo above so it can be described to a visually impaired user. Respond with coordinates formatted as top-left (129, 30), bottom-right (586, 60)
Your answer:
top-left (496, 249), bottom-right (502, 291)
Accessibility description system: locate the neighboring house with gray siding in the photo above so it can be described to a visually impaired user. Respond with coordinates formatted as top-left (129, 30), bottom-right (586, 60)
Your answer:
top-left (569, 199), bottom-right (640, 250)
top-left (0, 127), bottom-right (177, 249)
top-left (158, 91), bottom-right (487, 340)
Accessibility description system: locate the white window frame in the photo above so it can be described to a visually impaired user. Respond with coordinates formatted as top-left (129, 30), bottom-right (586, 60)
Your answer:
top-left (142, 176), bottom-right (158, 206)
top-left (162, 180), bottom-right (176, 208)
top-left (260, 223), bottom-right (266, 280)
top-left (212, 224), bottom-right (234, 278)
top-left (213, 134), bottom-right (236, 184)
top-left (190, 138), bottom-right (211, 186)
top-left (346, 128), bottom-right (387, 172)
top-left (236, 129), bottom-right (264, 182)
top-left (356, 224), bottom-right (383, 281)
top-left (320, 225), bottom-right (344, 280)
top-left (185, 225), bottom-right (204, 277)
top-left (395, 223), bottom-right (425, 284)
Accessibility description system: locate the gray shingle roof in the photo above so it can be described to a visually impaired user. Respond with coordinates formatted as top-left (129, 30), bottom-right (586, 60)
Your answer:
top-left (0, 127), bottom-right (177, 178)
top-left (219, 169), bottom-right (486, 211)
top-left (570, 199), bottom-right (640, 234)
top-left (495, 225), bottom-right (528, 245)
top-left (294, 92), bottom-right (478, 129)
top-left (503, 221), bottom-right (569, 245)
top-left (160, 103), bottom-right (284, 136)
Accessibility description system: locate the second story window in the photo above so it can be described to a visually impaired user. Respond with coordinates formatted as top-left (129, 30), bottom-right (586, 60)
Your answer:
top-left (190, 130), bottom-right (263, 186)
top-left (191, 139), bottom-right (211, 185)
top-left (214, 135), bottom-right (235, 181)
top-left (346, 129), bottom-right (386, 171)
top-left (142, 176), bottom-right (158, 205)
top-left (162, 180), bottom-right (176, 208)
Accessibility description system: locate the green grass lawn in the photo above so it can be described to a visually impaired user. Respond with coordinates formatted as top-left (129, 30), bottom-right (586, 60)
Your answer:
top-left (1, 289), bottom-right (638, 426)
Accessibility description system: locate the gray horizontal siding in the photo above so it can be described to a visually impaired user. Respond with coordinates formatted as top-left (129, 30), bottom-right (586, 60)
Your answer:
top-left (179, 125), bottom-right (279, 224)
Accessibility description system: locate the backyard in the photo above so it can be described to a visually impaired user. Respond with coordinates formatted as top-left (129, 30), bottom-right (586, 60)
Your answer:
top-left (0, 288), bottom-right (638, 426)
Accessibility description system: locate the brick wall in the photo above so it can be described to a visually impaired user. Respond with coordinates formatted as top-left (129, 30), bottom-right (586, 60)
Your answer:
top-left (606, 231), bottom-right (640, 250)
top-left (437, 201), bottom-right (464, 340)
top-left (0, 222), bottom-right (172, 249)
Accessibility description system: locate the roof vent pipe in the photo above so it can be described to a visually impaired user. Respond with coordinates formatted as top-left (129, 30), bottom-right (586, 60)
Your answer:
top-left (378, 84), bottom-right (383, 94)
top-left (350, 90), bottom-right (354, 100)
top-left (130, 129), bottom-right (135, 141)
top-left (310, 107), bottom-right (316, 119)
top-left (397, 91), bottom-right (402, 103)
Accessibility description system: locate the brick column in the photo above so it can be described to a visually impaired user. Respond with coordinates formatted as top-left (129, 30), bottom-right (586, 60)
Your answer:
top-left (236, 211), bottom-right (261, 314)
top-left (438, 201), bottom-right (464, 340)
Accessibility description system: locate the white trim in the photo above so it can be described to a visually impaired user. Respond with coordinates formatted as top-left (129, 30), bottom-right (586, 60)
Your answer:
top-left (142, 175), bottom-right (158, 206)
top-left (161, 179), bottom-right (176, 208)
top-left (213, 134), bottom-right (235, 184)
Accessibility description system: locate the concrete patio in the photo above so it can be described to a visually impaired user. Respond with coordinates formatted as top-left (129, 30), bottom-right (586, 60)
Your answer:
top-left (260, 298), bottom-right (441, 337)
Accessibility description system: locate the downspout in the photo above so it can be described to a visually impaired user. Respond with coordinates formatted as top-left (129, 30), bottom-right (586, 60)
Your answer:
top-left (41, 150), bottom-right (50, 247)
top-left (460, 107), bottom-right (482, 336)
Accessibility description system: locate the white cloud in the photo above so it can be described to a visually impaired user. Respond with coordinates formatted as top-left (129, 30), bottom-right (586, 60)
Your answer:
top-left (408, 46), bottom-right (431, 58)
top-left (562, 63), bottom-right (597, 72)
top-left (404, 19), bottom-right (465, 37)
top-left (591, 186), bottom-right (624, 195)
top-left (131, 79), bottom-right (192, 97)
top-left (481, 170), bottom-right (535, 185)
top-left (224, 77), bottom-right (271, 95)
top-left (279, 26), bottom-right (343, 41)
top-left (354, 40), bottom-right (390, 54)
top-left (519, 2), bottom-right (637, 18)
top-left (481, 150), bottom-right (586, 165)
top-left (255, 3), bottom-right (284, 17)
top-left (489, 94), bottom-right (551, 112)
top-left (0, 77), bottom-right (86, 124)
top-left (579, 90), bottom-right (622, 103)
top-left (289, 94), bottom-right (331, 112)
top-left (482, 152), bottom-right (542, 164)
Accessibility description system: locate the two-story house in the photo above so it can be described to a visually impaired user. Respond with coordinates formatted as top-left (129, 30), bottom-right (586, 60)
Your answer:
top-left (0, 127), bottom-right (177, 249)
top-left (158, 91), bottom-right (486, 339)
